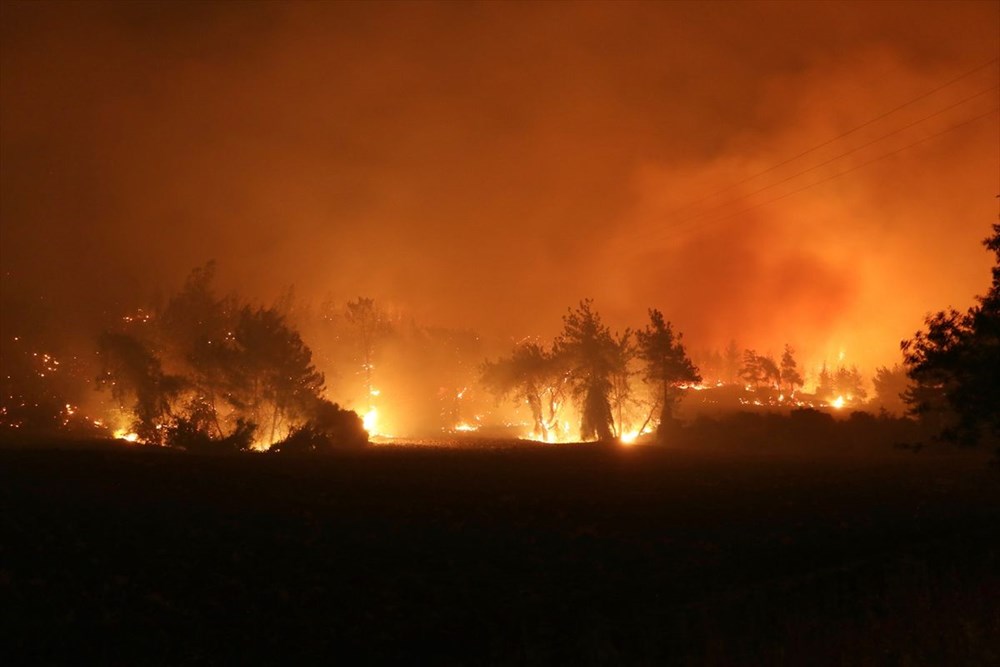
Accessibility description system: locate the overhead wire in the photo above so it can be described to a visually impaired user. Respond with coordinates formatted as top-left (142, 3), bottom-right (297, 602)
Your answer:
top-left (652, 106), bottom-right (999, 244)
top-left (666, 84), bottom-right (999, 229)
top-left (658, 56), bottom-right (1000, 218)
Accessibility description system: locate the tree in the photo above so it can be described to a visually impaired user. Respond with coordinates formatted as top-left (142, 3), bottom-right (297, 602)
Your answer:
top-left (96, 332), bottom-right (185, 444)
top-left (723, 340), bottom-right (741, 384)
top-left (555, 300), bottom-right (618, 441)
top-left (607, 329), bottom-right (638, 438)
top-left (739, 349), bottom-right (764, 389)
top-left (158, 262), bottom-right (238, 439)
top-left (345, 297), bottom-right (392, 413)
top-left (481, 341), bottom-right (566, 440)
top-left (270, 398), bottom-right (368, 453)
top-left (780, 345), bottom-right (804, 395)
top-left (902, 222), bottom-right (1000, 445)
top-left (230, 305), bottom-right (326, 445)
top-left (872, 364), bottom-right (910, 416)
top-left (816, 362), bottom-right (834, 399)
top-left (635, 309), bottom-right (700, 438)
top-left (757, 354), bottom-right (780, 389)
top-left (834, 365), bottom-right (867, 401)
top-left (95, 266), bottom-right (348, 450)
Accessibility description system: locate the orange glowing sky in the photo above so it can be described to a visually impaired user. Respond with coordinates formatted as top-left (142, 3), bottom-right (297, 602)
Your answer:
top-left (2, 1), bottom-right (998, 375)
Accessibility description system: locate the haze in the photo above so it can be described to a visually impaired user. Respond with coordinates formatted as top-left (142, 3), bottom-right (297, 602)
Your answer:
top-left (2, 0), bottom-right (998, 377)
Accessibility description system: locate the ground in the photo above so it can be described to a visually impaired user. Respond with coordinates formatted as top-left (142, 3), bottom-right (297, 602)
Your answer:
top-left (1, 436), bottom-right (998, 665)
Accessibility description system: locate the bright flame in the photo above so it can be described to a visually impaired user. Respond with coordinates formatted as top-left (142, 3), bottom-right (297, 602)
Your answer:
top-left (453, 422), bottom-right (478, 432)
top-left (619, 431), bottom-right (640, 445)
top-left (829, 395), bottom-right (846, 410)
top-left (363, 407), bottom-right (379, 434)
top-left (113, 428), bottom-right (139, 443)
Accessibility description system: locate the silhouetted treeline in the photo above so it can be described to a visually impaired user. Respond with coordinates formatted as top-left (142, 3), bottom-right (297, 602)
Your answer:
top-left (94, 263), bottom-right (366, 451)
top-left (902, 222), bottom-right (1000, 448)
top-left (482, 300), bottom-right (699, 441)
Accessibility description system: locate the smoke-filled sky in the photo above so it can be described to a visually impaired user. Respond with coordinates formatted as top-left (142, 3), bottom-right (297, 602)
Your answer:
top-left (2, 0), bottom-right (998, 373)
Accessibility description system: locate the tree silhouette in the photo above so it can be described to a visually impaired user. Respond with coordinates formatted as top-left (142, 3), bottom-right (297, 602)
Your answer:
top-left (555, 300), bottom-right (617, 441)
top-left (780, 345), bottom-right (804, 395)
top-left (481, 341), bottom-right (566, 440)
top-left (635, 309), bottom-right (699, 437)
top-left (723, 340), bottom-right (741, 384)
top-left (834, 365), bottom-right (867, 401)
top-left (902, 222), bottom-right (1000, 445)
top-left (345, 297), bottom-right (392, 413)
top-left (270, 398), bottom-right (368, 453)
top-left (872, 364), bottom-right (910, 416)
top-left (96, 266), bottom-right (340, 449)
top-left (96, 332), bottom-right (185, 444)
top-left (607, 329), bottom-right (639, 438)
top-left (231, 305), bottom-right (326, 445)
top-left (816, 363), bottom-right (834, 399)
top-left (757, 354), bottom-right (780, 389)
top-left (158, 262), bottom-right (239, 438)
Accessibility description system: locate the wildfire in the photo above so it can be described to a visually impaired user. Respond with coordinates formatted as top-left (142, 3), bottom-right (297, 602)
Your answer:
top-left (829, 395), bottom-right (846, 409)
top-left (113, 428), bottom-right (140, 443)
top-left (362, 407), bottom-right (379, 434)
top-left (452, 422), bottom-right (479, 432)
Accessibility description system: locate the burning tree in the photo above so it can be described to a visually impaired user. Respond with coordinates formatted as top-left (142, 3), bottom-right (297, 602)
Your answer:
top-left (780, 345), bottom-right (804, 396)
top-left (607, 329), bottom-right (640, 439)
top-left (229, 305), bottom-right (326, 445)
top-left (723, 340), bottom-right (741, 384)
top-left (555, 300), bottom-right (618, 441)
top-left (345, 297), bottom-right (392, 414)
top-left (834, 366), bottom-right (867, 402)
top-left (635, 309), bottom-right (700, 437)
top-left (94, 265), bottom-right (354, 451)
top-left (902, 222), bottom-right (1000, 445)
top-left (96, 332), bottom-right (186, 444)
top-left (480, 340), bottom-right (567, 440)
top-left (158, 262), bottom-right (239, 439)
top-left (740, 350), bottom-right (778, 390)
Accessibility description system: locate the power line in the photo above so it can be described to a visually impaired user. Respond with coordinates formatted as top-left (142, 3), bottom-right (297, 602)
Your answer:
top-left (668, 84), bottom-right (998, 228)
top-left (650, 106), bottom-right (999, 244)
top-left (663, 56), bottom-right (1000, 217)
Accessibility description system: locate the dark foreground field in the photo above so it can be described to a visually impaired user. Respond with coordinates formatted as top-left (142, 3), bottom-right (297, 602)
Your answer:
top-left (2, 438), bottom-right (998, 665)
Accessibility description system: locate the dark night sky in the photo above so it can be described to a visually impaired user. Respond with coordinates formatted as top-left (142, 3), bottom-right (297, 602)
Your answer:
top-left (2, 0), bottom-right (998, 373)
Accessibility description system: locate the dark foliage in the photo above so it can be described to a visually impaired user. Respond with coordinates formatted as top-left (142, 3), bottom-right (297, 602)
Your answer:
top-left (95, 265), bottom-right (328, 450)
top-left (903, 223), bottom-right (1000, 445)
top-left (480, 341), bottom-right (567, 441)
top-left (96, 332), bottom-right (187, 444)
top-left (165, 416), bottom-right (256, 454)
top-left (270, 399), bottom-right (367, 453)
top-left (556, 300), bottom-right (620, 441)
top-left (635, 309), bottom-right (700, 437)
top-left (872, 364), bottom-right (910, 416)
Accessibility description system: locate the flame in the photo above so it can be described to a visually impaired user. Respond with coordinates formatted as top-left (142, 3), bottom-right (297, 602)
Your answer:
top-left (113, 428), bottom-right (139, 443)
top-left (829, 395), bottom-right (846, 410)
top-left (362, 407), bottom-right (379, 434)
top-left (453, 422), bottom-right (479, 432)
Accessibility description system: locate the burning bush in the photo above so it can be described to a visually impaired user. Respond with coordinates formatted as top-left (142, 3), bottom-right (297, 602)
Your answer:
top-left (269, 399), bottom-right (368, 453)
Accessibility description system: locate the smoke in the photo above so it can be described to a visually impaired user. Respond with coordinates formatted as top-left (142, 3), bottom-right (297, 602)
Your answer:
top-left (2, 1), bottom-right (997, 390)
top-left (599, 47), bottom-right (998, 376)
